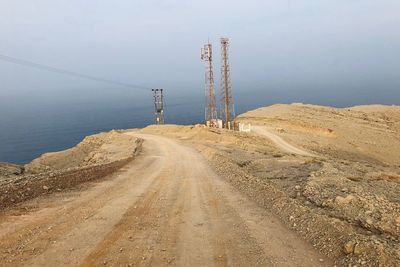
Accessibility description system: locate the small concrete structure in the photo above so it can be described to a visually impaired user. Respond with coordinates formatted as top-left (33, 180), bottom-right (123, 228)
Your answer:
top-left (217, 119), bottom-right (223, 129)
top-left (238, 122), bottom-right (251, 132)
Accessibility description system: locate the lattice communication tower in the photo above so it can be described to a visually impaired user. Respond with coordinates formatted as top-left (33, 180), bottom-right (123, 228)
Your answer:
top-left (201, 43), bottom-right (218, 127)
top-left (220, 37), bottom-right (235, 129)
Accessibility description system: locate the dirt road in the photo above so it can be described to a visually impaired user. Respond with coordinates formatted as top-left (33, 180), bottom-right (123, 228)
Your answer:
top-left (252, 126), bottom-right (315, 157)
top-left (0, 134), bottom-right (331, 267)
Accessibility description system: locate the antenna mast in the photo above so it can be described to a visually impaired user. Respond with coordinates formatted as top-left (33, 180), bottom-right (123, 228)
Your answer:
top-left (220, 37), bottom-right (235, 129)
top-left (152, 88), bottom-right (165, 124)
top-left (201, 42), bottom-right (218, 127)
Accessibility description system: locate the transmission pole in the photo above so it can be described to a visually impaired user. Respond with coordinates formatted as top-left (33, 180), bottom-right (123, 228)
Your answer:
top-left (220, 37), bottom-right (235, 129)
top-left (152, 88), bottom-right (165, 124)
top-left (201, 42), bottom-right (218, 127)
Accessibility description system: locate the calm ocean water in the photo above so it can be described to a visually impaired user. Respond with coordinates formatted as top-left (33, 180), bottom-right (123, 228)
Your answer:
top-left (1, 86), bottom-right (398, 164)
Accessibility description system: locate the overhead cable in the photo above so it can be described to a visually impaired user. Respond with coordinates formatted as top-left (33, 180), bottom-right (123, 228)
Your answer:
top-left (0, 53), bottom-right (150, 90)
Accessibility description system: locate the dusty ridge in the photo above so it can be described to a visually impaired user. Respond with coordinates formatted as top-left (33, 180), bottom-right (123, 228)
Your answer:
top-left (237, 103), bottom-right (400, 165)
top-left (0, 130), bottom-right (142, 210)
top-left (25, 130), bottom-right (140, 174)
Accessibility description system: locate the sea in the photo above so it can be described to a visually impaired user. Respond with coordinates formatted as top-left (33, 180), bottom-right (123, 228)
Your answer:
top-left (1, 86), bottom-right (398, 164)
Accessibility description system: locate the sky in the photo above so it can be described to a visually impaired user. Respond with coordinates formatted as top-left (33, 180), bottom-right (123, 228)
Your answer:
top-left (0, 0), bottom-right (400, 107)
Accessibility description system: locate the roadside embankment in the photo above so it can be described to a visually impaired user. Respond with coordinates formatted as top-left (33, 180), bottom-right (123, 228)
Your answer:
top-left (25, 130), bottom-right (140, 173)
top-left (0, 130), bottom-right (142, 210)
top-left (199, 145), bottom-right (399, 267)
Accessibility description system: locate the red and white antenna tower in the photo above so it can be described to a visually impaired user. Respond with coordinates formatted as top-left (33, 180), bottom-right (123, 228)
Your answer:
top-left (220, 37), bottom-right (235, 129)
top-left (201, 42), bottom-right (218, 127)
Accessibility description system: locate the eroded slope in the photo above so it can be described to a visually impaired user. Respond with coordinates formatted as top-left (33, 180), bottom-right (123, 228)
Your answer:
top-left (25, 130), bottom-right (141, 174)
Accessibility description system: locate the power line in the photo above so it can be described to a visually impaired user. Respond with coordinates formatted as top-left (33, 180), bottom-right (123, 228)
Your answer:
top-left (0, 53), bottom-right (151, 90)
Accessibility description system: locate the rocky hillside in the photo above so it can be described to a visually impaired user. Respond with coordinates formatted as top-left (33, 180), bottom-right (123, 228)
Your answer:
top-left (25, 130), bottom-right (141, 174)
top-left (237, 103), bottom-right (400, 165)
top-left (234, 103), bottom-right (400, 266)
top-left (0, 130), bottom-right (142, 210)
top-left (0, 162), bottom-right (24, 180)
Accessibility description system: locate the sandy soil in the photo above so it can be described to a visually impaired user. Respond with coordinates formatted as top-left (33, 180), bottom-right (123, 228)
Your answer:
top-left (237, 103), bottom-right (400, 165)
top-left (25, 130), bottom-right (140, 174)
top-left (0, 133), bottom-right (330, 267)
top-left (251, 126), bottom-right (315, 157)
top-left (0, 163), bottom-right (24, 179)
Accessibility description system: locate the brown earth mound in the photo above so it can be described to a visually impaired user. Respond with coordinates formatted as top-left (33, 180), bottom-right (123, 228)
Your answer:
top-left (0, 130), bottom-right (142, 210)
top-left (25, 130), bottom-right (140, 174)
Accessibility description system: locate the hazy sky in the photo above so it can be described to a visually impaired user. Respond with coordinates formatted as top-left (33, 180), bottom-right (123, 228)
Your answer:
top-left (1, 0), bottom-right (399, 105)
